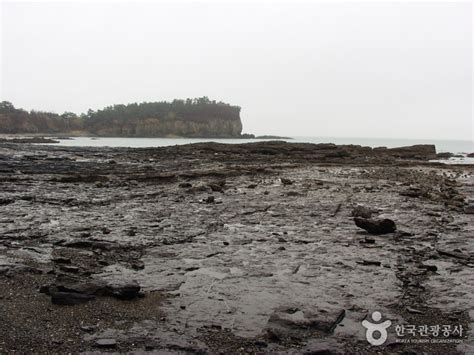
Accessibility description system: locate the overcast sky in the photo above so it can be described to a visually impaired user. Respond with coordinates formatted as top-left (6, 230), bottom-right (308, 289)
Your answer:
top-left (1, 1), bottom-right (472, 140)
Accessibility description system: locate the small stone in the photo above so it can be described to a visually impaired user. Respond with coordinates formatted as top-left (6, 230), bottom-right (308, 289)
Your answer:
top-left (420, 264), bottom-right (437, 272)
top-left (208, 183), bottom-right (223, 192)
top-left (280, 178), bottom-right (293, 185)
top-left (80, 325), bottom-right (96, 332)
top-left (406, 306), bottom-right (424, 314)
top-left (131, 260), bottom-right (145, 270)
top-left (464, 204), bottom-right (474, 214)
top-left (205, 196), bottom-right (215, 204)
top-left (96, 338), bottom-right (117, 348)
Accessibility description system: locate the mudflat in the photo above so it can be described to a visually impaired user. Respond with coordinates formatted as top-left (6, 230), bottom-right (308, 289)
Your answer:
top-left (0, 141), bottom-right (473, 353)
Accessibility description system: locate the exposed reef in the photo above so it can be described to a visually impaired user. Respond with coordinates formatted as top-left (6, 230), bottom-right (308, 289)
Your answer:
top-left (0, 141), bottom-right (472, 353)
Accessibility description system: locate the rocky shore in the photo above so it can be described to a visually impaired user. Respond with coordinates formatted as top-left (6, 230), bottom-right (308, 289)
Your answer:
top-left (0, 141), bottom-right (473, 353)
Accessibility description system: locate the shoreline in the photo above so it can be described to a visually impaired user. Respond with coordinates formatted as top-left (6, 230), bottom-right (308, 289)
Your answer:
top-left (1, 135), bottom-right (473, 166)
top-left (1, 134), bottom-right (472, 155)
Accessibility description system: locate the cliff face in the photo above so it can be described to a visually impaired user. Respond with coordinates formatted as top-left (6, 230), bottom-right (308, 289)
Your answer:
top-left (0, 98), bottom-right (243, 138)
top-left (91, 117), bottom-right (242, 138)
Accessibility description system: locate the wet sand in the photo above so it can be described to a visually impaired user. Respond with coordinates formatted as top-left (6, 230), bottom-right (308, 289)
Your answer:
top-left (0, 141), bottom-right (473, 353)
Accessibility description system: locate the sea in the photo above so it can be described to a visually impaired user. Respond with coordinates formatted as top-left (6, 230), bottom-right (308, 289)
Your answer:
top-left (42, 136), bottom-right (474, 164)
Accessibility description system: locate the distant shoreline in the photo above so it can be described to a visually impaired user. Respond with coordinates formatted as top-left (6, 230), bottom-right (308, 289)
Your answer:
top-left (0, 133), bottom-right (291, 139)
top-left (0, 133), bottom-right (293, 142)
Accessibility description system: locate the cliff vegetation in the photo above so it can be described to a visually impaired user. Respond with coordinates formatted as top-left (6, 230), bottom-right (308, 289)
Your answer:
top-left (0, 97), bottom-right (243, 138)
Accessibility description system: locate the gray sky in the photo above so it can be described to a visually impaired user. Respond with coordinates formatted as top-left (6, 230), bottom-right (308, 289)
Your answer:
top-left (1, 1), bottom-right (472, 140)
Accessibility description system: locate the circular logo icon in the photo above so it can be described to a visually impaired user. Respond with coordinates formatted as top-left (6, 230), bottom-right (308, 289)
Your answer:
top-left (362, 311), bottom-right (392, 346)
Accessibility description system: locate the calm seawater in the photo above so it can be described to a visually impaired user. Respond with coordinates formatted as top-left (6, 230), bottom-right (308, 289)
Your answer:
top-left (47, 136), bottom-right (473, 154)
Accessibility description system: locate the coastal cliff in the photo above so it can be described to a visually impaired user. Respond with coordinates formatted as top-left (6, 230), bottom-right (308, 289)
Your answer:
top-left (0, 97), bottom-right (243, 138)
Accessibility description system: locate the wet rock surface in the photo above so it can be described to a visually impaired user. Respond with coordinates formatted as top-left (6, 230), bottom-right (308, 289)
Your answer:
top-left (0, 141), bottom-right (473, 353)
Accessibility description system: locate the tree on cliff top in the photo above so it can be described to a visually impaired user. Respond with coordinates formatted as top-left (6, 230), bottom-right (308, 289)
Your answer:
top-left (0, 101), bottom-right (16, 113)
top-left (85, 97), bottom-right (241, 125)
top-left (0, 98), bottom-right (241, 135)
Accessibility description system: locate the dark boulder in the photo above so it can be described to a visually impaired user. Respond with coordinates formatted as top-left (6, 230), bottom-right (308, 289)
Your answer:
top-left (354, 217), bottom-right (396, 235)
